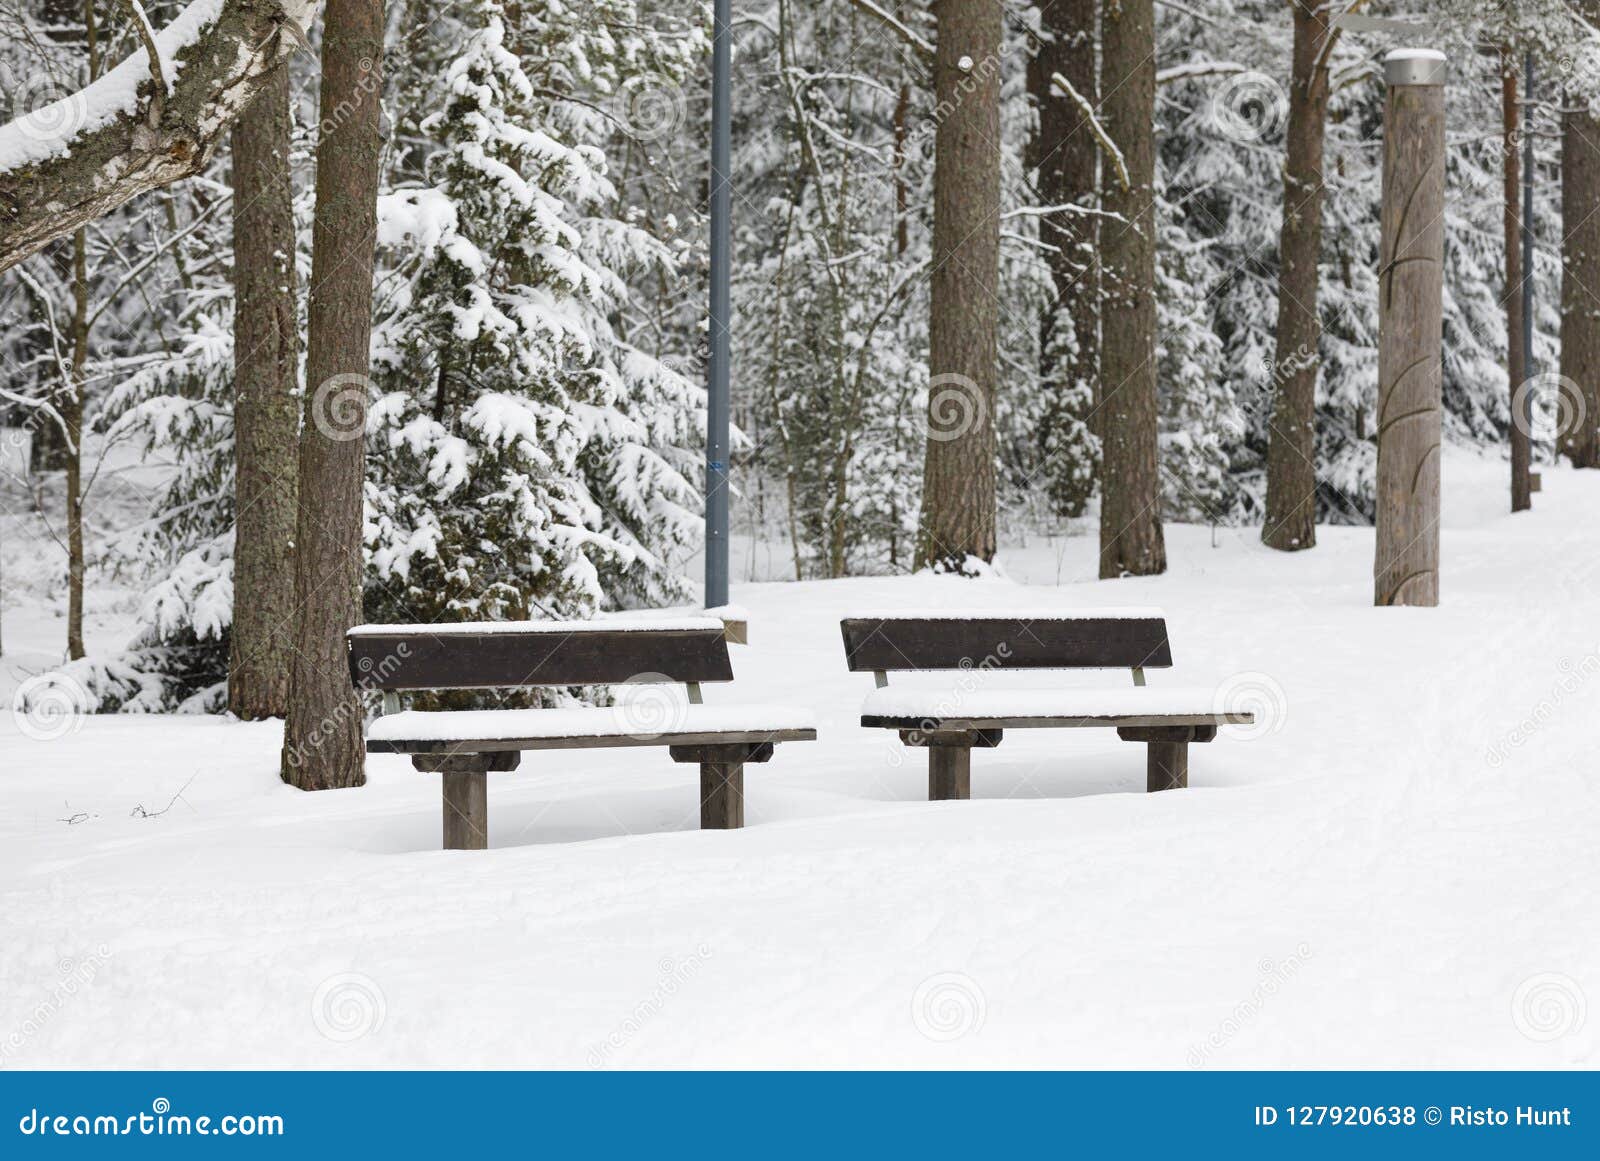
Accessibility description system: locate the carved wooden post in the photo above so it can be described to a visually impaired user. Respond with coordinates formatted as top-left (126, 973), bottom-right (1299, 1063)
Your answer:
top-left (1375, 50), bottom-right (1447, 607)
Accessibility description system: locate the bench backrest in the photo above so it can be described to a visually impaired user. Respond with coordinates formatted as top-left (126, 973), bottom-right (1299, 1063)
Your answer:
top-left (839, 610), bottom-right (1173, 673)
top-left (347, 618), bottom-right (734, 692)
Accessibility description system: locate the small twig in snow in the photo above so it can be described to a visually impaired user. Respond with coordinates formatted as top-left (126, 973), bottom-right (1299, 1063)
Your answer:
top-left (130, 775), bottom-right (197, 819)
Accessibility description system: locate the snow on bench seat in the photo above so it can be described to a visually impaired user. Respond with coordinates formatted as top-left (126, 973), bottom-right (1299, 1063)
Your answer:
top-left (347, 615), bottom-right (725, 637)
top-left (844, 606), bottom-right (1166, 621)
top-left (859, 685), bottom-right (1247, 729)
top-left (368, 704), bottom-right (818, 753)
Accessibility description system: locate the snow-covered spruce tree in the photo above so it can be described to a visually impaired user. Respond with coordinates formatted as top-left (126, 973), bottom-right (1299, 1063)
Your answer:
top-left (733, 0), bottom-right (932, 578)
top-left (365, 0), bottom-right (706, 627)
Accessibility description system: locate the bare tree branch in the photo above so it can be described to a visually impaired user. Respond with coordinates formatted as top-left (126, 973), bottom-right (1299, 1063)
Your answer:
top-left (0, 0), bottom-right (320, 274)
top-left (1050, 70), bottom-right (1130, 192)
top-left (844, 0), bottom-right (933, 58)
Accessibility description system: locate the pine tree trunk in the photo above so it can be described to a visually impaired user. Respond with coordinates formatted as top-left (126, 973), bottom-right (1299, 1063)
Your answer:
top-left (280, 0), bottom-right (383, 790)
top-left (915, 0), bottom-right (1002, 571)
top-left (1097, 0), bottom-right (1165, 578)
top-left (1559, 66), bottom-right (1600, 468)
top-left (1261, 2), bottom-right (1330, 551)
top-left (1029, 0), bottom-right (1099, 519)
top-left (65, 227), bottom-right (88, 661)
top-left (1503, 53), bottom-right (1531, 513)
top-left (228, 64), bottom-right (300, 720)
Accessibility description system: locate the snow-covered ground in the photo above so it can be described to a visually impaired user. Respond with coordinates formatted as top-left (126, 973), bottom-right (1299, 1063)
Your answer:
top-left (1, 447), bottom-right (1595, 1068)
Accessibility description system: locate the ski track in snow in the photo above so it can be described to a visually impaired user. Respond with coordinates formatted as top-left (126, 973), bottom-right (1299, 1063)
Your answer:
top-left (0, 448), bottom-right (1595, 1068)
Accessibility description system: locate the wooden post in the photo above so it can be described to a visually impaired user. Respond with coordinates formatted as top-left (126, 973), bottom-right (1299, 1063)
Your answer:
top-left (897, 729), bottom-right (1003, 801)
top-left (413, 752), bottom-right (519, 850)
top-left (1144, 741), bottom-right (1188, 792)
top-left (928, 744), bottom-right (972, 801)
top-left (1375, 50), bottom-right (1446, 608)
top-left (1117, 726), bottom-right (1216, 792)
top-left (699, 758), bottom-right (745, 829)
top-left (442, 770), bottom-right (488, 850)
top-left (669, 742), bottom-right (774, 830)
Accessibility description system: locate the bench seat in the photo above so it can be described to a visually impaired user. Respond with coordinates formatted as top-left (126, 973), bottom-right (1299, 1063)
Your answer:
top-left (841, 609), bottom-right (1257, 799)
top-left (368, 705), bottom-right (817, 753)
top-left (859, 686), bottom-right (1247, 731)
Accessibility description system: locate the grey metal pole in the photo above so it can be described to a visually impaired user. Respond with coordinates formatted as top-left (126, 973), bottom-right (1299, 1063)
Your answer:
top-left (1522, 53), bottom-right (1536, 418)
top-left (705, 0), bottom-right (732, 610)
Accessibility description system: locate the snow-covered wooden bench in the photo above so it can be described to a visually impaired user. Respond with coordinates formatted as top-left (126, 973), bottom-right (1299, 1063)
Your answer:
top-left (347, 618), bottom-right (816, 848)
top-left (839, 609), bottom-right (1253, 798)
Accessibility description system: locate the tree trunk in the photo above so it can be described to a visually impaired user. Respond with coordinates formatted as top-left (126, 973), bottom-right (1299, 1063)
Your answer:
top-left (1374, 61), bottom-right (1444, 608)
top-left (65, 227), bottom-right (88, 661)
top-left (280, 0), bottom-right (384, 790)
top-left (1503, 52), bottom-right (1531, 512)
top-left (228, 64), bottom-right (300, 720)
top-left (0, 0), bottom-right (321, 275)
top-left (1559, 57), bottom-right (1600, 468)
top-left (1261, 2), bottom-right (1330, 551)
top-left (915, 0), bottom-right (1002, 571)
top-left (1029, 0), bottom-right (1099, 519)
top-left (1097, 0), bottom-right (1165, 578)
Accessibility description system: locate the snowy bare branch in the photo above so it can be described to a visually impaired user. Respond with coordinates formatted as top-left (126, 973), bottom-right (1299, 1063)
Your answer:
top-left (0, 0), bottom-right (320, 275)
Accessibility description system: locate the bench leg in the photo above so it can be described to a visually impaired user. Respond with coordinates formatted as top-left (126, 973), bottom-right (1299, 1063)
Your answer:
top-left (928, 745), bottom-right (971, 801)
top-left (442, 769), bottom-right (489, 849)
top-left (897, 730), bottom-right (1002, 802)
top-left (412, 752), bottom-right (519, 850)
top-left (1116, 726), bottom-right (1215, 793)
top-left (1145, 741), bottom-right (1188, 793)
top-left (699, 760), bottom-right (744, 829)
top-left (669, 742), bottom-right (774, 830)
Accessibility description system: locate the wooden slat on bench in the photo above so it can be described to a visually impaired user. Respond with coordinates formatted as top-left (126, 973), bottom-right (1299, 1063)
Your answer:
top-left (840, 613), bottom-right (1173, 672)
top-left (348, 622), bottom-right (734, 691)
top-left (366, 727), bottom-right (818, 755)
top-left (860, 712), bottom-right (1245, 731)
